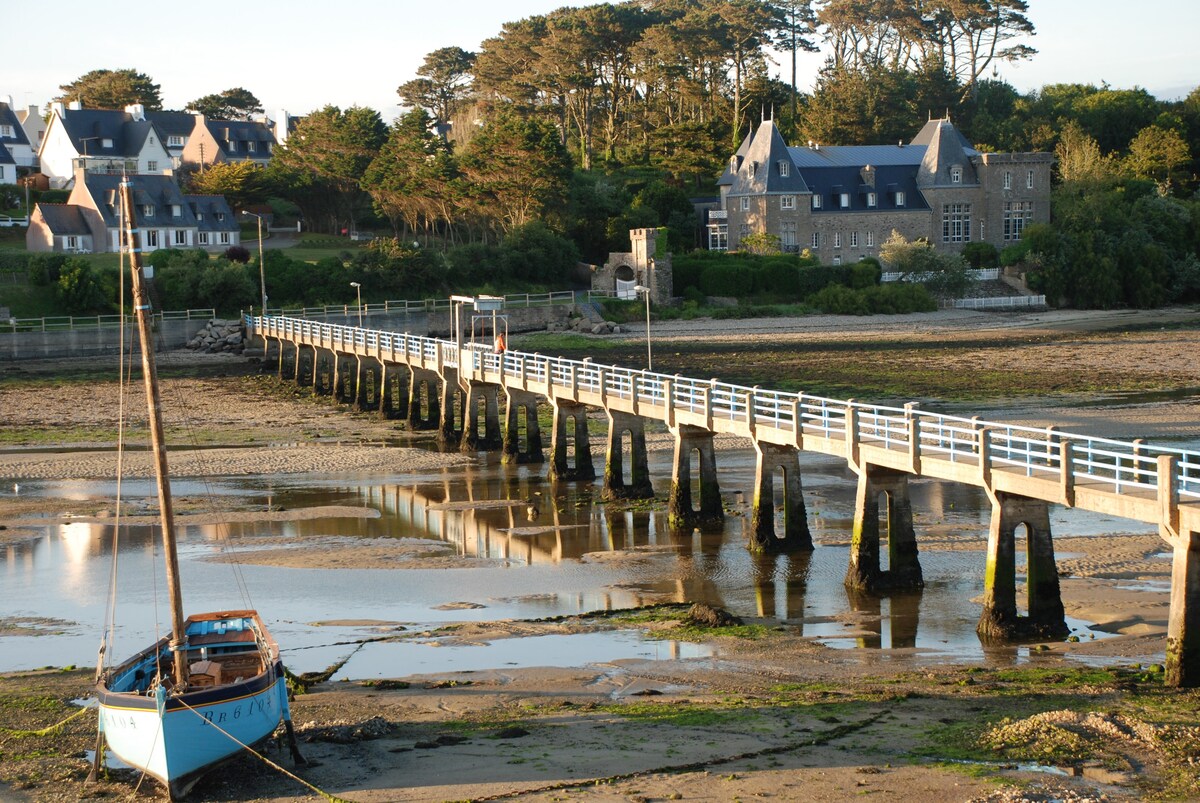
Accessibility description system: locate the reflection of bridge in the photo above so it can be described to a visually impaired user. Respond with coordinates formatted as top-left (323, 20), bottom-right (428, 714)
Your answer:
top-left (250, 314), bottom-right (1200, 687)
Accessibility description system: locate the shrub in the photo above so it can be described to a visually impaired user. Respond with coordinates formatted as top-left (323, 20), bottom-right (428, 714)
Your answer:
top-left (55, 259), bottom-right (108, 314)
top-left (224, 245), bottom-right (252, 263)
top-left (961, 242), bottom-right (999, 269)
top-left (28, 254), bottom-right (68, 286)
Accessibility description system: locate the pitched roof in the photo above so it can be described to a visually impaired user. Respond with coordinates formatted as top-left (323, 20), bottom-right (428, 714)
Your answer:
top-left (204, 119), bottom-right (275, 155)
top-left (36, 204), bottom-right (90, 234)
top-left (916, 118), bottom-right (979, 187)
top-left (0, 102), bottom-right (32, 148)
top-left (77, 173), bottom-right (197, 228)
top-left (145, 110), bottom-right (197, 141)
top-left (186, 195), bottom-right (239, 232)
top-left (727, 119), bottom-right (811, 195)
top-left (717, 131), bottom-right (753, 188)
top-left (0, 142), bottom-right (14, 166)
top-left (58, 108), bottom-right (153, 157)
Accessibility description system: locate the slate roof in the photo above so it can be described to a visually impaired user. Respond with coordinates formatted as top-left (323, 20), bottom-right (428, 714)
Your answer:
top-left (726, 119), bottom-right (810, 195)
top-left (0, 103), bottom-right (32, 149)
top-left (145, 111), bottom-right (197, 144)
top-left (205, 119), bottom-right (275, 156)
top-left (917, 118), bottom-right (979, 187)
top-left (0, 142), bottom-right (14, 166)
top-left (186, 195), bottom-right (239, 232)
top-left (36, 203), bottom-right (90, 235)
top-left (717, 131), bottom-right (753, 188)
top-left (79, 173), bottom-right (198, 228)
top-left (58, 109), bottom-right (156, 157)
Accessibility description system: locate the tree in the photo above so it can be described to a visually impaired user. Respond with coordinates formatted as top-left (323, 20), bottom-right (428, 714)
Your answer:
top-left (1054, 121), bottom-right (1111, 183)
top-left (397, 47), bottom-right (476, 125)
top-left (1126, 125), bottom-right (1191, 193)
top-left (56, 69), bottom-right (162, 110)
top-left (363, 109), bottom-right (458, 243)
top-left (188, 88), bottom-right (263, 120)
top-left (456, 111), bottom-right (572, 236)
top-left (266, 105), bottom-right (387, 233)
top-left (773, 0), bottom-right (819, 137)
top-left (182, 161), bottom-right (270, 210)
top-left (879, 230), bottom-right (973, 298)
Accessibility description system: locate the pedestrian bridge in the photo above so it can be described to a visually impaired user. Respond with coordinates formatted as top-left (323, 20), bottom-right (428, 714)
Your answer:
top-left (249, 313), bottom-right (1200, 687)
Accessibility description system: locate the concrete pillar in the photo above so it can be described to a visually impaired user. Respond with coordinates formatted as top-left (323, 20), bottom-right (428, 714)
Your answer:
top-left (378, 363), bottom-right (408, 420)
top-left (1166, 530), bottom-right (1200, 687)
top-left (548, 400), bottom-right (595, 481)
top-left (502, 388), bottom-right (544, 464)
top-left (977, 492), bottom-right (1068, 640)
top-left (844, 465), bottom-right (923, 594)
top-left (352, 357), bottom-right (372, 412)
top-left (602, 410), bottom-right (653, 500)
top-left (331, 353), bottom-right (348, 403)
top-left (292, 343), bottom-right (306, 384)
top-left (276, 338), bottom-right (287, 379)
top-left (314, 349), bottom-right (333, 396)
top-left (462, 382), bottom-right (502, 451)
top-left (748, 441), bottom-right (813, 552)
top-left (407, 367), bottom-right (440, 431)
top-left (667, 424), bottom-right (723, 530)
top-left (438, 372), bottom-right (463, 445)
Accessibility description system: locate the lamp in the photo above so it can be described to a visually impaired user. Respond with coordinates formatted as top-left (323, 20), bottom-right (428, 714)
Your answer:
top-left (241, 211), bottom-right (267, 314)
top-left (349, 282), bottom-right (362, 328)
top-left (633, 284), bottom-right (652, 371)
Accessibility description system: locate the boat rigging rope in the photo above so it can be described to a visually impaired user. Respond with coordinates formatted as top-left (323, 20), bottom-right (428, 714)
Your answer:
top-left (0, 703), bottom-right (94, 737)
top-left (173, 698), bottom-right (354, 803)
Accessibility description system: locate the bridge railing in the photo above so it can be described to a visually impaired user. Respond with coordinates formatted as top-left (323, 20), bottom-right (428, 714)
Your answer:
top-left (266, 290), bottom-right (577, 321)
top-left (3, 308), bottom-right (216, 332)
top-left (251, 314), bottom-right (1200, 507)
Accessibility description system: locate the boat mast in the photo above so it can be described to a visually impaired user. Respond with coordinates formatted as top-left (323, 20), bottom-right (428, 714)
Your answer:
top-left (119, 179), bottom-right (189, 688)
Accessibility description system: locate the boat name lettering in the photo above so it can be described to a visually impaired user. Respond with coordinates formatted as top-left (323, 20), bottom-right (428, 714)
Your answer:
top-left (201, 695), bottom-right (273, 725)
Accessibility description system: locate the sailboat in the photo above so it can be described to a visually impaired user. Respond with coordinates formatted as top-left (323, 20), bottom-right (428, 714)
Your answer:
top-left (91, 178), bottom-right (303, 799)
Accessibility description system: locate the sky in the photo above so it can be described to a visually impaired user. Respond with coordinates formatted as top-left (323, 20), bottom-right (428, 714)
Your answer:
top-left (3, 0), bottom-right (1196, 123)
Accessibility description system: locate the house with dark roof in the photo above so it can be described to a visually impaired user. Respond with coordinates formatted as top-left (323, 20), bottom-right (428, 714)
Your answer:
top-left (0, 142), bottom-right (15, 185)
top-left (713, 117), bottom-right (1053, 261)
top-left (26, 169), bottom-right (240, 254)
top-left (145, 110), bottom-right (201, 168)
top-left (0, 100), bottom-right (36, 168)
top-left (26, 204), bottom-right (93, 252)
top-left (14, 104), bottom-right (47, 155)
top-left (182, 117), bottom-right (275, 168)
top-left (38, 102), bottom-right (173, 189)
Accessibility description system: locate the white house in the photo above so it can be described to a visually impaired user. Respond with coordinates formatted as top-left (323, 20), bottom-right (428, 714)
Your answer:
top-left (38, 102), bottom-right (173, 189)
top-left (0, 99), bottom-right (36, 168)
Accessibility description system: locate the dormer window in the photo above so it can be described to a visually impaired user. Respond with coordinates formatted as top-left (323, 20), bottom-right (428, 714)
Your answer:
top-left (950, 166), bottom-right (962, 184)
top-left (168, 135), bottom-right (184, 147)
top-left (215, 212), bottom-right (225, 221)
top-left (839, 193), bottom-right (850, 208)
top-left (895, 191), bottom-right (906, 207)
top-left (730, 156), bottom-right (737, 172)
top-left (247, 141), bottom-right (256, 153)
top-left (102, 138), bottom-right (114, 148)
top-left (812, 195), bottom-right (822, 210)
top-left (0, 125), bottom-right (13, 137)
top-left (778, 160), bottom-right (789, 177)
top-left (866, 192), bottom-right (877, 208)
top-left (196, 211), bottom-right (205, 221)
top-left (142, 204), bottom-right (155, 216)
top-left (171, 204), bottom-right (181, 217)
top-left (227, 140), bottom-right (237, 151)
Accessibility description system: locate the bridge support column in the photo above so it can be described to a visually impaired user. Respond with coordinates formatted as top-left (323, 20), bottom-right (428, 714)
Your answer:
top-left (378, 363), bottom-right (408, 420)
top-left (462, 382), bottom-right (502, 451)
top-left (977, 492), bottom-right (1067, 640)
top-left (548, 400), bottom-right (595, 481)
top-left (602, 411), bottom-right (653, 500)
top-left (1166, 530), bottom-right (1200, 687)
top-left (502, 388), bottom-right (544, 464)
top-left (352, 357), bottom-right (374, 412)
top-left (845, 465), bottom-right (923, 594)
top-left (314, 349), bottom-right (334, 396)
top-left (437, 372), bottom-right (464, 445)
top-left (667, 424), bottom-right (723, 530)
top-left (292, 344), bottom-right (307, 385)
top-left (407, 368), bottom-right (440, 431)
top-left (331, 353), bottom-right (349, 402)
top-left (275, 339), bottom-right (287, 379)
top-left (749, 442), bottom-right (812, 552)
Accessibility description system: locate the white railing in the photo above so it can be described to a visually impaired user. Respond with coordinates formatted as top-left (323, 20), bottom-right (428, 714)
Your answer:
top-left (267, 290), bottom-right (577, 320)
top-left (881, 268), bottom-right (1000, 283)
top-left (251, 314), bottom-right (1200, 514)
top-left (948, 295), bottom-right (1046, 310)
top-left (4, 308), bottom-right (217, 332)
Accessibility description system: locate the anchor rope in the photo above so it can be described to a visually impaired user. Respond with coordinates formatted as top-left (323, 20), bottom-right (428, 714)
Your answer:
top-left (0, 703), bottom-right (94, 737)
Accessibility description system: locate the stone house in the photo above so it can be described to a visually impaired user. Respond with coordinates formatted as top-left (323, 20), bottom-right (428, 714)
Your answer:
top-left (26, 170), bottom-right (239, 254)
top-left (592, 228), bottom-right (673, 304)
top-left (713, 117), bottom-right (1053, 262)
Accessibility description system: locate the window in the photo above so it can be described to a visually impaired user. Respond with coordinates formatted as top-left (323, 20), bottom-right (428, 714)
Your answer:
top-left (833, 232), bottom-right (842, 248)
top-left (950, 166), bottom-right (962, 183)
top-left (866, 192), bottom-right (876, 208)
top-left (0, 167), bottom-right (4, 180)
top-left (147, 161), bottom-right (158, 172)
top-left (142, 204), bottom-right (155, 216)
top-left (850, 231), bottom-right (859, 248)
top-left (740, 197), bottom-right (750, 211)
top-left (708, 224), bottom-right (728, 251)
top-left (839, 193), bottom-right (850, 208)
top-left (196, 212), bottom-right (205, 221)
top-left (778, 160), bottom-right (789, 177)
top-left (0, 124), bottom-right (12, 137)
top-left (66, 235), bottom-right (78, 250)
top-left (810, 232), bottom-right (820, 249)
top-left (102, 138), bottom-right (113, 148)
top-left (1003, 201), bottom-right (1033, 241)
top-left (780, 195), bottom-right (795, 210)
top-left (215, 212), bottom-right (225, 221)
top-left (227, 140), bottom-right (237, 152)
top-left (219, 232), bottom-right (231, 245)
top-left (168, 135), bottom-right (184, 147)
top-left (1003, 170), bottom-right (1012, 190)
top-left (729, 156), bottom-right (737, 172)
top-left (942, 203), bottom-right (972, 243)
top-left (832, 255), bottom-right (842, 265)
top-left (174, 230), bottom-right (187, 245)
top-left (1027, 169), bottom-right (1034, 189)
top-left (866, 231), bottom-right (874, 247)
top-left (811, 194), bottom-right (822, 210)
top-left (171, 204), bottom-right (181, 217)
top-left (779, 221), bottom-right (797, 251)
top-left (145, 230), bottom-right (159, 248)
top-left (199, 232), bottom-right (210, 245)
top-left (148, 135), bottom-right (155, 145)
top-left (895, 191), bottom-right (905, 207)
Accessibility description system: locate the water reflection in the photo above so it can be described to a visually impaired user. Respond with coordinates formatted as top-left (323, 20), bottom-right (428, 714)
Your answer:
top-left (0, 447), bottom-right (1157, 675)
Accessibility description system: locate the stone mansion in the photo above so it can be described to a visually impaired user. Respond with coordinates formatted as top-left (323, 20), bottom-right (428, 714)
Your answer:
top-left (712, 117), bottom-right (1053, 260)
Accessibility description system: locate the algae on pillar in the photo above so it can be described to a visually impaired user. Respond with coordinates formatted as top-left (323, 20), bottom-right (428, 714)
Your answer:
top-left (502, 388), bottom-right (544, 464)
top-left (461, 382), bottom-right (502, 452)
top-left (667, 424), bottom-right (723, 530)
top-left (749, 441), bottom-right (812, 552)
top-left (844, 465), bottom-right (923, 593)
top-left (977, 491), bottom-right (1067, 640)
top-left (1164, 530), bottom-right (1200, 687)
top-left (548, 400), bottom-right (595, 481)
top-left (602, 410), bottom-right (653, 500)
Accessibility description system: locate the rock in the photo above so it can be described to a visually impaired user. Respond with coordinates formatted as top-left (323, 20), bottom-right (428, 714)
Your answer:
top-left (591, 324), bottom-right (607, 335)
top-left (612, 325), bottom-right (622, 334)
top-left (685, 603), bottom-right (743, 628)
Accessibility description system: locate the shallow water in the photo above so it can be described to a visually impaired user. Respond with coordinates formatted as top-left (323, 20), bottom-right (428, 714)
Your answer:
top-left (0, 445), bottom-right (1154, 678)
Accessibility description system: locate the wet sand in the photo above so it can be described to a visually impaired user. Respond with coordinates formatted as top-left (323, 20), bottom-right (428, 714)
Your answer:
top-left (2, 310), bottom-right (1199, 801)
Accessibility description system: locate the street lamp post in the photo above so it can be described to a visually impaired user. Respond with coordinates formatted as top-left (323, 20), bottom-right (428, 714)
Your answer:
top-left (633, 284), bottom-right (652, 371)
top-left (241, 211), bottom-right (267, 314)
top-left (350, 282), bottom-right (363, 328)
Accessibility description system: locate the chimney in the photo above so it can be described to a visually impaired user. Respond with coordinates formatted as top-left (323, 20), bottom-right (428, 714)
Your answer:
top-left (51, 101), bottom-right (65, 117)
top-left (124, 103), bottom-right (145, 121)
top-left (275, 109), bottom-right (290, 144)
top-left (68, 101), bottom-right (82, 111)
top-left (1, 95), bottom-right (11, 109)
